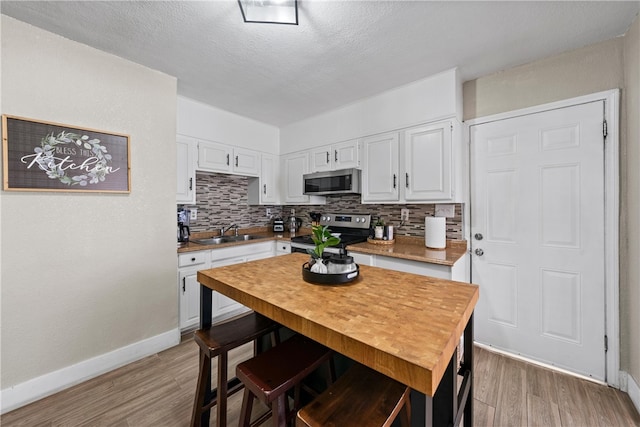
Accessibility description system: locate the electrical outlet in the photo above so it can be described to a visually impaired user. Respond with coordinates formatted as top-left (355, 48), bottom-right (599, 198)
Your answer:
top-left (266, 208), bottom-right (272, 218)
top-left (190, 208), bottom-right (197, 221)
top-left (401, 208), bottom-right (409, 221)
top-left (435, 204), bottom-right (455, 218)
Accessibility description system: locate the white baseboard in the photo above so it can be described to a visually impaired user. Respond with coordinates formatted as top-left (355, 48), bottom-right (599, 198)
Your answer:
top-left (0, 328), bottom-right (180, 414)
top-left (627, 371), bottom-right (640, 416)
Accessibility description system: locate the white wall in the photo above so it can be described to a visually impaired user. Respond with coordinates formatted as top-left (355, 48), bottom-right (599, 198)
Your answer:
top-left (177, 96), bottom-right (279, 154)
top-left (1, 15), bottom-right (178, 410)
top-left (279, 68), bottom-right (461, 154)
top-left (623, 15), bottom-right (640, 395)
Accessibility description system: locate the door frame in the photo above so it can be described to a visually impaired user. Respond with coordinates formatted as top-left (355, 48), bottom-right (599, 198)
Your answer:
top-left (465, 89), bottom-right (620, 387)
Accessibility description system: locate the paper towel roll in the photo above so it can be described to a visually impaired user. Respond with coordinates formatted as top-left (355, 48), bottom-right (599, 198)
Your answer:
top-left (425, 217), bottom-right (446, 249)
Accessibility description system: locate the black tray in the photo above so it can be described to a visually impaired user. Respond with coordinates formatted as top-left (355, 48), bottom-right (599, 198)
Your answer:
top-left (302, 262), bottom-right (359, 285)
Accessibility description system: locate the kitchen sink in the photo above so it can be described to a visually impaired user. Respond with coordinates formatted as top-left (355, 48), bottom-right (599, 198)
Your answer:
top-left (191, 235), bottom-right (260, 245)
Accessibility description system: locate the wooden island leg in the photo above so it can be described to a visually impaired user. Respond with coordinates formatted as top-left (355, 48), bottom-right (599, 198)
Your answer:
top-left (199, 285), bottom-right (213, 427)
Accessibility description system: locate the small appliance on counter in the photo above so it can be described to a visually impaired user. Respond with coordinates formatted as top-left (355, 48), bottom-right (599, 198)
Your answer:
top-left (273, 217), bottom-right (285, 232)
top-left (177, 207), bottom-right (191, 243)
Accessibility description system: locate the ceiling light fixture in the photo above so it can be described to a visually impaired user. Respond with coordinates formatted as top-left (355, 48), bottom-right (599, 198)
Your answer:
top-left (238, 0), bottom-right (298, 25)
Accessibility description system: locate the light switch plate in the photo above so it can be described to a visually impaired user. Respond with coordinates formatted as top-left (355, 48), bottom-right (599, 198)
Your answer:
top-left (190, 208), bottom-right (198, 220)
top-left (435, 204), bottom-right (455, 218)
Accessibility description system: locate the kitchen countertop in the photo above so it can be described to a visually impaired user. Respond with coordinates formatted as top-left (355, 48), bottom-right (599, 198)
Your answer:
top-left (178, 227), bottom-right (467, 267)
top-left (346, 236), bottom-right (467, 267)
top-left (196, 252), bottom-right (479, 397)
top-left (177, 227), bottom-right (310, 253)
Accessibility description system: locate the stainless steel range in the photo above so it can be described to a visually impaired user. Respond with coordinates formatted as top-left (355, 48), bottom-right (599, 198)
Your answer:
top-left (290, 213), bottom-right (372, 255)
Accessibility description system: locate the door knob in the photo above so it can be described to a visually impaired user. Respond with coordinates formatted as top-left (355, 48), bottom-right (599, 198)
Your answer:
top-left (475, 248), bottom-right (484, 256)
top-left (474, 233), bottom-right (483, 241)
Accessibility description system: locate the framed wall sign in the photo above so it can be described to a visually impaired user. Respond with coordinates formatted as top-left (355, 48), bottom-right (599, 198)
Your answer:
top-left (2, 115), bottom-right (131, 193)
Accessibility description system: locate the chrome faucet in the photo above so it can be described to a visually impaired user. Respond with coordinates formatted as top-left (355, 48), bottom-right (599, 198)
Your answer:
top-left (220, 224), bottom-right (239, 236)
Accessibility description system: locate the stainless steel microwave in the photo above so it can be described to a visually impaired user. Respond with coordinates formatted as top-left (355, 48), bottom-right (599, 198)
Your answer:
top-left (303, 168), bottom-right (361, 196)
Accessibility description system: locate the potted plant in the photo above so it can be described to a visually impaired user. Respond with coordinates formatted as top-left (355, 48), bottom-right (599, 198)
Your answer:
top-left (374, 217), bottom-right (385, 239)
top-left (307, 225), bottom-right (341, 274)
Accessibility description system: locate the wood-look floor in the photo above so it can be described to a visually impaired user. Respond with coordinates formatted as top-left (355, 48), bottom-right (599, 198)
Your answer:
top-left (2, 339), bottom-right (639, 426)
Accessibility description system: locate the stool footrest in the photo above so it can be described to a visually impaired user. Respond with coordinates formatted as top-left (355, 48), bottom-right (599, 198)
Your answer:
top-left (201, 376), bottom-right (244, 412)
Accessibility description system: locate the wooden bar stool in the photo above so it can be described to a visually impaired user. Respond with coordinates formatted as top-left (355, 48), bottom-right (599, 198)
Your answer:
top-left (236, 334), bottom-right (335, 427)
top-left (191, 312), bottom-right (281, 427)
top-left (296, 363), bottom-right (411, 427)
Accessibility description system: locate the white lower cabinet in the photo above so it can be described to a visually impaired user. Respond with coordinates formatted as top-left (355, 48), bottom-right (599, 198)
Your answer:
top-left (349, 251), bottom-right (468, 282)
top-left (178, 251), bottom-right (211, 331)
top-left (178, 241), bottom-right (277, 331)
top-left (209, 241), bottom-right (275, 321)
top-left (275, 241), bottom-right (291, 255)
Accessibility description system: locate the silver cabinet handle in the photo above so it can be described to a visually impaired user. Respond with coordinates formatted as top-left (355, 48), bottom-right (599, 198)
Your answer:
top-left (263, 184), bottom-right (266, 194)
top-left (226, 154), bottom-right (230, 165)
top-left (475, 248), bottom-right (484, 256)
top-left (393, 174), bottom-right (397, 188)
top-left (335, 150), bottom-right (338, 162)
top-left (406, 172), bottom-right (409, 188)
top-left (326, 152), bottom-right (329, 163)
top-left (189, 177), bottom-right (193, 190)
top-left (235, 156), bottom-right (239, 167)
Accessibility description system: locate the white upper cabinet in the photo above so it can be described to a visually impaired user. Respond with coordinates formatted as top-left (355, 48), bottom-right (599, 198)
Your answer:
top-left (283, 151), bottom-right (310, 203)
top-left (403, 122), bottom-right (452, 201)
top-left (198, 141), bottom-right (259, 177)
top-left (233, 147), bottom-right (260, 176)
top-left (177, 136), bottom-right (197, 204)
top-left (310, 139), bottom-right (361, 172)
top-left (362, 120), bottom-right (459, 203)
top-left (282, 151), bottom-right (325, 205)
top-left (248, 153), bottom-right (280, 205)
top-left (362, 132), bottom-right (400, 202)
top-left (198, 141), bottom-right (231, 173)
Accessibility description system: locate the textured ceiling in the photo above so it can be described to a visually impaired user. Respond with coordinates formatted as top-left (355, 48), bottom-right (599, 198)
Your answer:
top-left (1, 1), bottom-right (638, 126)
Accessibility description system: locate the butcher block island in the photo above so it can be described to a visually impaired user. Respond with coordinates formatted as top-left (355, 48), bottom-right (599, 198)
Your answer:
top-left (197, 253), bottom-right (479, 426)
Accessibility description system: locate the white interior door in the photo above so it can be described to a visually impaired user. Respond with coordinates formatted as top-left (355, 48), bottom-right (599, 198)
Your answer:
top-left (470, 101), bottom-right (606, 380)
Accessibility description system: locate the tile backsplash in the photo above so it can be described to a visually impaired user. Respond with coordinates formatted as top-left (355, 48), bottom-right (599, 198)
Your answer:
top-left (181, 172), bottom-right (463, 240)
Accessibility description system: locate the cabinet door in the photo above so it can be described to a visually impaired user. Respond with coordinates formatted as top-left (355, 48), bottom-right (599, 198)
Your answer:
top-left (362, 132), bottom-right (400, 202)
top-left (210, 255), bottom-right (247, 317)
top-left (333, 139), bottom-right (360, 170)
top-left (276, 241), bottom-right (291, 255)
top-left (233, 147), bottom-right (260, 176)
top-left (374, 255), bottom-right (454, 280)
top-left (178, 269), bottom-right (201, 330)
top-left (176, 138), bottom-right (196, 204)
top-left (283, 152), bottom-right (310, 203)
top-left (310, 147), bottom-right (332, 172)
top-left (198, 141), bottom-right (232, 173)
top-left (261, 153), bottom-right (279, 204)
top-left (403, 122), bottom-right (452, 201)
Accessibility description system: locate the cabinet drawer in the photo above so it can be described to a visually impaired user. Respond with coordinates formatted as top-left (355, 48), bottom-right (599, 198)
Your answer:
top-left (178, 251), bottom-right (209, 268)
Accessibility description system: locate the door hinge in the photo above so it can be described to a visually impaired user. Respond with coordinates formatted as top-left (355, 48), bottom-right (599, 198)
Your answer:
top-left (605, 335), bottom-right (608, 352)
top-left (603, 120), bottom-right (608, 139)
